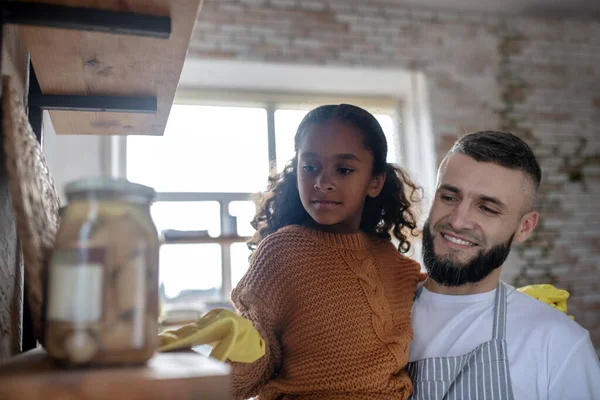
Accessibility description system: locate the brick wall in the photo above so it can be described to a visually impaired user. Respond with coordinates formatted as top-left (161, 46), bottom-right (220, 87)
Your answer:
top-left (499, 19), bottom-right (600, 349)
top-left (191, 0), bottom-right (600, 350)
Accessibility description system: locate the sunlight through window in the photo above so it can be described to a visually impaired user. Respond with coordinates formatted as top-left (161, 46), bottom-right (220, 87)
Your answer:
top-left (126, 103), bottom-right (398, 314)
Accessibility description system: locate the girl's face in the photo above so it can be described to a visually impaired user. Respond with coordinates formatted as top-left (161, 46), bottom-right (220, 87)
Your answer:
top-left (296, 120), bottom-right (385, 234)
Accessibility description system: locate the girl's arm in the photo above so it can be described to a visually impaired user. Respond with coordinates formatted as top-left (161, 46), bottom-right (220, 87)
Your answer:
top-left (228, 235), bottom-right (289, 399)
top-left (229, 291), bottom-right (282, 399)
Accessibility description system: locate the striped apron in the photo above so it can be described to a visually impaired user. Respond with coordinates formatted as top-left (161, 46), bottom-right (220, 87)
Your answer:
top-left (407, 283), bottom-right (514, 400)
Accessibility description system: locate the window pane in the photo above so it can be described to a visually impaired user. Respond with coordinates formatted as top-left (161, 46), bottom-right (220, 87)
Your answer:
top-left (274, 109), bottom-right (307, 173)
top-left (274, 109), bottom-right (397, 172)
top-left (127, 105), bottom-right (269, 192)
top-left (151, 201), bottom-right (221, 237)
top-left (229, 201), bottom-right (256, 237)
top-left (159, 244), bottom-right (221, 299)
top-left (374, 114), bottom-right (397, 164)
top-left (231, 242), bottom-right (252, 289)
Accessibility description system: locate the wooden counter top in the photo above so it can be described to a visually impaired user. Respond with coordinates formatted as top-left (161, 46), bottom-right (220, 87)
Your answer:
top-left (0, 348), bottom-right (231, 399)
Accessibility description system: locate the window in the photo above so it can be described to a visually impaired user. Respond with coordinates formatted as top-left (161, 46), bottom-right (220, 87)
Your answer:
top-left (127, 105), bottom-right (269, 193)
top-left (124, 99), bottom-right (398, 320)
top-left (274, 109), bottom-right (397, 172)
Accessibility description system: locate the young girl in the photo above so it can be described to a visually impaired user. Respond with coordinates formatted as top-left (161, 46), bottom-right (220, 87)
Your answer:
top-left (231, 104), bottom-right (423, 399)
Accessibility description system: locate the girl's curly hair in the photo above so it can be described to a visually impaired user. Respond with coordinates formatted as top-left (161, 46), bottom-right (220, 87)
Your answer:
top-left (248, 104), bottom-right (422, 254)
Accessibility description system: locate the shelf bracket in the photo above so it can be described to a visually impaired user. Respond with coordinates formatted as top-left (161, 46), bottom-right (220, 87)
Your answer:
top-left (28, 61), bottom-right (43, 144)
top-left (2, 1), bottom-right (171, 39)
top-left (29, 94), bottom-right (158, 114)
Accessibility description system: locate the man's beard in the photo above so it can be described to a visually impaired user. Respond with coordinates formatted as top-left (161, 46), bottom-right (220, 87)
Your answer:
top-left (422, 220), bottom-right (514, 287)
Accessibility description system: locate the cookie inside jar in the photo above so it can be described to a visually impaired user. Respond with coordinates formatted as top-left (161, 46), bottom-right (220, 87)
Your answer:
top-left (45, 178), bottom-right (160, 367)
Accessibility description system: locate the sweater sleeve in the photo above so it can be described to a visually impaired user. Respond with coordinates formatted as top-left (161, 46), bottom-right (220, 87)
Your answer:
top-left (229, 235), bottom-right (289, 399)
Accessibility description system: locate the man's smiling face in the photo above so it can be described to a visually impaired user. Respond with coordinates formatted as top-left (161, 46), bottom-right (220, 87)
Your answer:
top-left (423, 153), bottom-right (536, 286)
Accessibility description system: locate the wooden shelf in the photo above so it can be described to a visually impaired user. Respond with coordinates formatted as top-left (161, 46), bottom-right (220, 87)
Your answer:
top-left (19, 0), bottom-right (202, 136)
top-left (0, 348), bottom-right (231, 399)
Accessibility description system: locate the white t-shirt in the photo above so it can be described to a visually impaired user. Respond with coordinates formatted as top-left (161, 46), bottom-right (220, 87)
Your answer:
top-left (409, 284), bottom-right (600, 400)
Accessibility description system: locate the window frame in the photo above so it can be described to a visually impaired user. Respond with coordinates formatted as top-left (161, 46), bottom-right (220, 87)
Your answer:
top-left (109, 91), bottom-right (403, 302)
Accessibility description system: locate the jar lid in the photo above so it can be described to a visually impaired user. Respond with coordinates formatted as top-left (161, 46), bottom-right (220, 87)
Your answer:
top-left (65, 178), bottom-right (156, 203)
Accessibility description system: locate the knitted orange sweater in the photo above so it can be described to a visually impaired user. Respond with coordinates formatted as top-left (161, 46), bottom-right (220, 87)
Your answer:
top-left (230, 225), bottom-right (421, 400)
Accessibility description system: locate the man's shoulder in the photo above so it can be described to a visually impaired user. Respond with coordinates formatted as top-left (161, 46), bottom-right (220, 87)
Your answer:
top-left (505, 284), bottom-right (588, 341)
top-left (505, 284), bottom-right (600, 399)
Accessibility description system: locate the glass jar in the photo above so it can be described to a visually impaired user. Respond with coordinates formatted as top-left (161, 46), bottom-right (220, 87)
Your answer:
top-left (45, 178), bottom-right (159, 367)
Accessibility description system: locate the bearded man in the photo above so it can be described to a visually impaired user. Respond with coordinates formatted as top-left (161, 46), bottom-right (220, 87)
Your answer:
top-left (407, 131), bottom-right (600, 400)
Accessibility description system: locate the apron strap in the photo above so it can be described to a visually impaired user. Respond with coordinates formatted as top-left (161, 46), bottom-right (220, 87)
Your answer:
top-left (492, 282), bottom-right (508, 341)
top-left (414, 284), bottom-right (424, 301)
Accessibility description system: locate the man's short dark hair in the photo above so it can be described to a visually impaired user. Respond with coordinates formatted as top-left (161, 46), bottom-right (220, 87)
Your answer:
top-left (450, 131), bottom-right (542, 209)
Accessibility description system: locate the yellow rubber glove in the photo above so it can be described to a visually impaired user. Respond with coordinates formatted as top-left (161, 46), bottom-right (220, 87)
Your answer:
top-left (158, 308), bottom-right (266, 363)
top-left (517, 284), bottom-right (574, 319)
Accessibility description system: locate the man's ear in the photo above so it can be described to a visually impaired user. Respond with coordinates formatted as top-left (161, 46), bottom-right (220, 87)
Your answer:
top-left (514, 210), bottom-right (538, 243)
top-left (367, 173), bottom-right (386, 198)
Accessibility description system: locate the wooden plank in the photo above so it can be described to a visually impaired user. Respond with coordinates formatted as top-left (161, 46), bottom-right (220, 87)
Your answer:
top-left (19, 0), bottom-right (202, 136)
top-left (0, 24), bottom-right (29, 360)
top-left (0, 348), bottom-right (232, 399)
